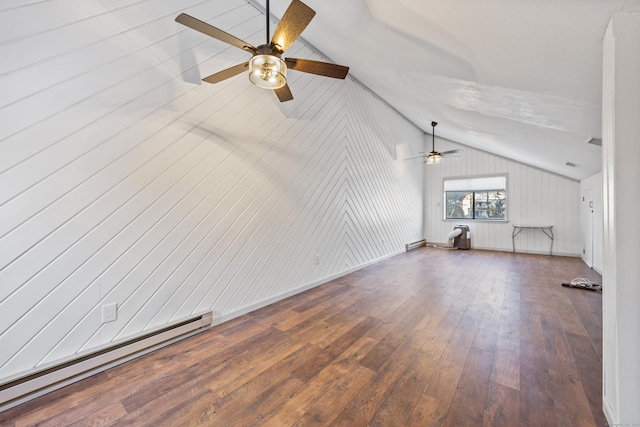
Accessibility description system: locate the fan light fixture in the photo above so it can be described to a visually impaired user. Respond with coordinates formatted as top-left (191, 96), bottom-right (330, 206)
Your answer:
top-left (426, 153), bottom-right (442, 164)
top-left (249, 55), bottom-right (287, 89)
top-left (175, 0), bottom-right (349, 102)
top-left (403, 121), bottom-right (462, 163)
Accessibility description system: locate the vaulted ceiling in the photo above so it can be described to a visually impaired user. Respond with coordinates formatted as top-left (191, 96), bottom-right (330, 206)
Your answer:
top-left (252, 0), bottom-right (640, 180)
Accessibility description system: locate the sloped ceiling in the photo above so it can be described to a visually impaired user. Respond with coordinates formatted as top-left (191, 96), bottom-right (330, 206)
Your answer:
top-left (252, 0), bottom-right (640, 180)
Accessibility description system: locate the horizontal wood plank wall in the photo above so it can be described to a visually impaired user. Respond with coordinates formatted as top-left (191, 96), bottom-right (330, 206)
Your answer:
top-left (0, 0), bottom-right (424, 382)
top-left (423, 138), bottom-right (581, 256)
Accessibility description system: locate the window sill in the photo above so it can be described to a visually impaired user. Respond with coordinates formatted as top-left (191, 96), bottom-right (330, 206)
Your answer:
top-left (442, 219), bottom-right (510, 223)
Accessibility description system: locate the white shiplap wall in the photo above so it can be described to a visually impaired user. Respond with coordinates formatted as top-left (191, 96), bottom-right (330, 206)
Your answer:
top-left (0, 0), bottom-right (424, 381)
top-left (423, 137), bottom-right (581, 256)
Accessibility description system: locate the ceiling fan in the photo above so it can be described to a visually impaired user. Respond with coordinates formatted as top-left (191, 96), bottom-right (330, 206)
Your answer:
top-left (406, 121), bottom-right (461, 164)
top-left (175, 0), bottom-right (349, 102)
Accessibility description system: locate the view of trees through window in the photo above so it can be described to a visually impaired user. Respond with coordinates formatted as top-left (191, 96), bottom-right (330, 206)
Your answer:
top-left (445, 190), bottom-right (506, 220)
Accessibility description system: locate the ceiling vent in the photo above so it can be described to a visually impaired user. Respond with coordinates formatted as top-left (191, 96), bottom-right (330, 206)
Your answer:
top-left (587, 137), bottom-right (602, 146)
top-left (565, 161), bottom-right (581, 168)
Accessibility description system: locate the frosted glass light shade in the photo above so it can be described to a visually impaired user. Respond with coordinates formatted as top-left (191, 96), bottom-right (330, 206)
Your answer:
top-left (248, 55), bottom-right (287, 89)
top-left (426, 154), bottom-right (442, 164)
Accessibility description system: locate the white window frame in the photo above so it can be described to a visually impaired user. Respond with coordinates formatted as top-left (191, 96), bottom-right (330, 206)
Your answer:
top-left (443, 175), bottom-right (508, 221)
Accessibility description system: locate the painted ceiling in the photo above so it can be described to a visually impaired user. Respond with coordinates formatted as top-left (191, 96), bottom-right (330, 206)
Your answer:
top-left (253, 0), bottom-right (640, 180)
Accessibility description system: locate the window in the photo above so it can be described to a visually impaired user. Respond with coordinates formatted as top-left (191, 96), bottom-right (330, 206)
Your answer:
top-left (444, 176), bottom-right (507, 220)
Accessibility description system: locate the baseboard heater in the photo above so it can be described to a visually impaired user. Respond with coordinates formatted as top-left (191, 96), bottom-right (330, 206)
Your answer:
top-left (0, 311), bottom-right (213, 411)
top-left (405, 239), bottom-right (426, 251)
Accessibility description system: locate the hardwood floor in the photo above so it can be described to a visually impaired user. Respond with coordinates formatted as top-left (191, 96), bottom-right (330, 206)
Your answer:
top-left (0, 248), bottom-right (606, 426)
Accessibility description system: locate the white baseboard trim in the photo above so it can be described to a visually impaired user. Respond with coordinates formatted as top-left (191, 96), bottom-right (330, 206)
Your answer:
top-left (0, 250), bottom-right (406, 411)
top-left (213, 249), bottom-right (405, 326)
top-left (580, 256), bottom-right (604, 275)
top-left (603, 394), bottom-right (615, 427)
top-left (426, 242), bottom-right (580, 258)
top-left (0, 250), bottom-right (405, 412)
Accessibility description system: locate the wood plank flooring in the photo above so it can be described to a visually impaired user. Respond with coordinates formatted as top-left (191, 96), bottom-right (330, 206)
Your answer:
top-left (0, 248), bottom-right (606, 426)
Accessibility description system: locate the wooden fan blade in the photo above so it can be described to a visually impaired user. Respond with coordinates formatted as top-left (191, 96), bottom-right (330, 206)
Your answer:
top-left (202, 62), bottom-right (249, 84)
top-left (271, 0), bottom-right (316, 53)
top-left (275, 84), bottom-right (294, 102)
top-left (284, 58), bottom-right (349, 79)
top-left (404, 155), bottom-right (427, 160)
top-left (441, 149), bottom-right (461, 155)
top-left (176, 13), bottom-right (256, 54)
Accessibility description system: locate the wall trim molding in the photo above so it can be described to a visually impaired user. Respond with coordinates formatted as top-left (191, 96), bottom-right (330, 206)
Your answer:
top-left (213, 249), bottom-right (405, 326)
top-left (602, 394), bottom-right (615, 427)
top-left (425, 242), bottom-right (580, 258)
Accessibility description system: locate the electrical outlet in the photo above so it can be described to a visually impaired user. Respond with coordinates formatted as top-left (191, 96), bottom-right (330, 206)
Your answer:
top-left (102, 303), bottom-right (117, 323)
top-left (314, 255), bottom-right (320, 265)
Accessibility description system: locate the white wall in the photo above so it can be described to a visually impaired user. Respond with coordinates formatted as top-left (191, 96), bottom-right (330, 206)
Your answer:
top-left (579, 172), bottom-right (603, 272)
top-left (602, 13), bottom-right (640, 426)
top-left (424, 137), bottom-right (582, 256)
top-left (0, 0), bottom-right (424, 382)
